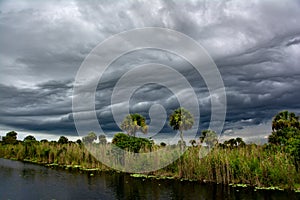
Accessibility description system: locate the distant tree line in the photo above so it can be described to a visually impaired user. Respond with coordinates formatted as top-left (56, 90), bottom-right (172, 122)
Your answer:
top-left (0, 131), bottom-right (107, 146)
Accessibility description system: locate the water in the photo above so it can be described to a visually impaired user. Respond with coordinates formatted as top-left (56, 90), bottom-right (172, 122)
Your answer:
top-left (0, 159), bottom-right (299, 200)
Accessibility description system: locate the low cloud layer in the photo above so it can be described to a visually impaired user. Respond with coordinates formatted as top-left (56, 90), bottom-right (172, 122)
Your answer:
top-left (0, 0), bottom-right (299, 142)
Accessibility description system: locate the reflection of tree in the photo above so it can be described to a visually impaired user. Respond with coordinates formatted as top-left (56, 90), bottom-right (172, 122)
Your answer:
top-left (21, 168), bottom-right (36, 180)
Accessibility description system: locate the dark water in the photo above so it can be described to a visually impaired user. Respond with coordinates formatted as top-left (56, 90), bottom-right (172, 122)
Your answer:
top-left (0, 159), bottom-right (299, 200)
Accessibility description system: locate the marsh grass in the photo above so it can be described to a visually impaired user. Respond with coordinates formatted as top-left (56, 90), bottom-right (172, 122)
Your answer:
top-left (0, 142), bottom-right (299, 189)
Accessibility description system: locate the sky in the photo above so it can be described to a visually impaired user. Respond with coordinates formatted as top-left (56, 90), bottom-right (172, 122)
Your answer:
top-left (0, 0), bottom-right (299, 143)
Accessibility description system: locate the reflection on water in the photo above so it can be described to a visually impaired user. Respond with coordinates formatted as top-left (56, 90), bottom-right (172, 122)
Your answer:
top-left (0, 158), bottom-right (299, 200)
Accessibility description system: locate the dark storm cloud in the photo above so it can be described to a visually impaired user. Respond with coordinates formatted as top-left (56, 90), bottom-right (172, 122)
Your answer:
top-left (0, 80), bottom-right (76, 135)
top-left (0, 0), bottom-right (299, 141)
top-left (286, 38), bottom-right (300, 47)
top-left (0, 80), bottom-right (72, 115)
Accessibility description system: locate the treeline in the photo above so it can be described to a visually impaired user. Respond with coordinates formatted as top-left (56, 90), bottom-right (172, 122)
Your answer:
top-left (0, 133), bottom-right (105, 170)
top-left (0, 110), bottom-right (299, 190)
top-left (1, 131), bottom-right (106, 146)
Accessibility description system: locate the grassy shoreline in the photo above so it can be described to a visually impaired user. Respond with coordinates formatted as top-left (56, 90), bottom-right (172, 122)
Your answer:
top-left (1, 157), bottom-right (299, 193)
top-left (1, 141), bottom-right (300, 192)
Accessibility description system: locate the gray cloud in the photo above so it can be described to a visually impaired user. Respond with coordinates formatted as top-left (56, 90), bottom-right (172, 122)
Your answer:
top-left (0, 0), bottom-right (299, 142)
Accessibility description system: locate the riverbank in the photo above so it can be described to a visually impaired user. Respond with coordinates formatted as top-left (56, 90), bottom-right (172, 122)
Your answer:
top-left (1, 142), bottom-right (300, 192)
top-left (3, 157), bottom-right (300, 193)
top-left (2, 158), bottom-right (299, 200)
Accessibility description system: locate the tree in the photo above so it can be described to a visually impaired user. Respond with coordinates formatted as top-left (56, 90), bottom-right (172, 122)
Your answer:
top-left (227, 138), bottom-right (237, 147)
top-left (76, 139), bottom-right (82, 145)
top-left (58, 136), bottom-right (69, 144)
top-left (200, 129), bottom-right (218, 150)
top-left (98, 134), bottom-right (107, 145)
top-left (268, 111), bottom-right (300, 171)
top-left (82, 132), bottom-right (97, 144)
top-left (222, 138), bottom-right (245, 149)
top-left (177, 140), bottom-right (186, 148)
top-left (2, 131), bottom-right (18, 144)
top-left (160, 142), bottom-right (166, 147)
top-left (112, 133), bottom-right (152, 153)
top-left (120, 113), bottom-right (148, 137)
top-left (23, 135), bottom-right (36, 143)
top-left (268, 111), bottom-right (300, 145)
top-left (288, 136), bottom-right (300, 170)
top-left (272, 110), bottom-right (299, 131)
top-left (189, 139), bottom-right (197, 147)
top-left (169, 107), bottom-right (194, 151)
top-left (235, 137), bottom-right (246, 147)
top-left (41, 139), bottom-right (48, 143)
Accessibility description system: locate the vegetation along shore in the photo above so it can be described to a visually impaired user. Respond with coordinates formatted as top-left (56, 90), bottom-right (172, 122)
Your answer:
top-left (0, 110), bottom-right (300, 191)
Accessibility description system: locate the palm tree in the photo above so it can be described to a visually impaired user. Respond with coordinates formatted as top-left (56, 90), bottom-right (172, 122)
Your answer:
top-left (169, 107), bottom-right (194, 150)
top-left (169, 107), bottom-right (194, 178)
top-left (121, 113), bottom-right (148, 137)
